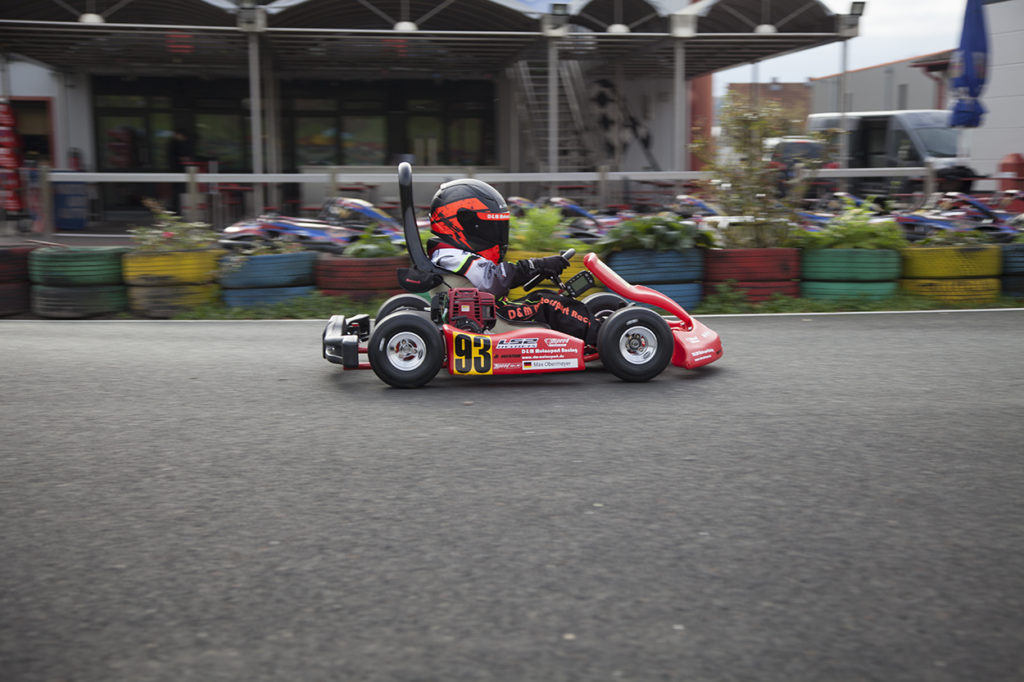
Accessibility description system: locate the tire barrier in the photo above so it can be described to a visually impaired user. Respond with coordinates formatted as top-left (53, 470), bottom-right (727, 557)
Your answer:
top-left (219, 250), bottom-right (318, 308)
top-left (27, 247), bottom-right (129, 318)
top-left (800, 249), bottom-right (901, 300)
top-left (218, 251), bottom-right (318, 289)
top-left (319, 287), bottom-right (406, 303)
top-left (1002, 244), bottom-right (1024, 298)
top-left (122, 249), bottom-right (223, 317)
top-left (901, 245), bottom-right (1002, 279)
top-left (222, 285), bottom-right (317, 308)
top-left (704, 248), bottom-right (799, 303)
top-left (315, 255), bottom-right (409, 300)
top-left (0, 281), bottom-right (30, 316)
top-left (122, 249), bottom-right (223, 286)
top-left (0, 246), bottom-right (35, 316)
top-left (28, 246), bottom-right (128, 287)
top-left (607, 249), bottom-right (703, 308)
top-left (641, 281), bottom-right (703, 310)
top-left (0, 245), bottom-right (35, 284)
top-left (801, 280), bottom-right (898, 300)
top-left (899, 277), bottom-right (1001, 304)
top-left (128, 283), bottom-right (220, 318)
top-left (900, 245), bottom-right (1002, 304)
top-left (31, 284), bottom-right (128, 319)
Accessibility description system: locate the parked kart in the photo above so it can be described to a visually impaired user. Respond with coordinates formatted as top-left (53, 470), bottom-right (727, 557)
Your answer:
top-left (322, 163), bottom-right (724, 388)
top-left (220, 197), bottom-right (405, 253)
top-left (894, 191), bottom-right (1021, 242)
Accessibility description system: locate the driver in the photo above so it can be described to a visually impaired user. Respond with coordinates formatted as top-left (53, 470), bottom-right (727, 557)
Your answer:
top-left (427, 177), bottom-right (600, 346)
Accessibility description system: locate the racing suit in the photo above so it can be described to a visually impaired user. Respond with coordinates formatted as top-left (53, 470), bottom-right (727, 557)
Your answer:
top-left (429, 244), bottom-right (596, 344)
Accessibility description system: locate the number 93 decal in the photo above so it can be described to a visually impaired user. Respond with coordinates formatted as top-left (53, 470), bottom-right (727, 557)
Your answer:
top-left (451, 331), bottom-right (492, 375)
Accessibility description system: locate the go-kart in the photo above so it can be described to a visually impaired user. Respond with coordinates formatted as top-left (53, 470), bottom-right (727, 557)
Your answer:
top-left (219, 197), bottom-right (405, 253)
top-left (321, 163), bottom-right (723, 388)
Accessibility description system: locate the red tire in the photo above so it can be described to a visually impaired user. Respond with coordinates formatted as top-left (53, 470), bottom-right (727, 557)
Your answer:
top-left (314, 255), bottom-right (409, 291)
top-left (0, 246), bottom-right (36, 283)
top-left (704, 280), bottom-right (799, 303)
top-left (704, 248), bottom-right (800, 282)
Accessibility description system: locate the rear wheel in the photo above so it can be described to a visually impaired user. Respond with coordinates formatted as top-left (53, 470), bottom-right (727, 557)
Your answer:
top-left (368, 312), bottom-right (444, 388)
top-left (598, 307), bottom-right (672, 382)
top-left (375, 293), bottom-right (430, 322)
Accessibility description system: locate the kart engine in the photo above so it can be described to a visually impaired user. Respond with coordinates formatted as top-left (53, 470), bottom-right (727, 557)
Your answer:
top-left (440, 288), bottom-right (496, 333)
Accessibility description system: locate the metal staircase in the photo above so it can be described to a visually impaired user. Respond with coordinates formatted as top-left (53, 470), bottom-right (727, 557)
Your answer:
top-left (508, 59), bottom-right (602, 174)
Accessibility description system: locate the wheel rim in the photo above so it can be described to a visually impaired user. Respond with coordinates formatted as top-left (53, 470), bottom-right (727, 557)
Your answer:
top-left (618, 325), bottom-right (658, 365)
top-left (386, 331), bottom-right (427, 371)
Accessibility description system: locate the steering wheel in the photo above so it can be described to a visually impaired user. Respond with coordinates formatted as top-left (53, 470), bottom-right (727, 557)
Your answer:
top-left (522, 248), bottom-right (576, 292)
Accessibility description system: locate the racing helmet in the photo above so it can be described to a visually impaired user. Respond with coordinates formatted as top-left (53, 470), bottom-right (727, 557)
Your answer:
top-left (429, 178), bottom-right (510, 263)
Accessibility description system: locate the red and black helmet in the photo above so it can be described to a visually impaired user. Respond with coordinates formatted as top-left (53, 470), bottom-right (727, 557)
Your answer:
top-left (429, 178), bottom-right (510, 263)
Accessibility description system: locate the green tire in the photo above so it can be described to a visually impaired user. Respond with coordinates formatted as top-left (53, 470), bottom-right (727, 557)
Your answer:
top-left (800, 280), bottom-right (898, 300)
top-left (31, 284), bottom-right (128, 318)
top-left (28, 247), bottom-right (128, 287)
top-left (801, 249), bottom-right (901, 282)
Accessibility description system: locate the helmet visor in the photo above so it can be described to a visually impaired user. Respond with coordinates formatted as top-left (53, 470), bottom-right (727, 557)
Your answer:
top-left (457, 208), bottom-right (509, 253)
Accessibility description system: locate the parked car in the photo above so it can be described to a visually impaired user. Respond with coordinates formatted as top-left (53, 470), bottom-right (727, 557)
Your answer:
top-left (765, 136), bottom-right (837, 198)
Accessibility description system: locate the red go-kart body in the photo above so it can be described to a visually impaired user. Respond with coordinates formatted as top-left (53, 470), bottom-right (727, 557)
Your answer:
top-left (323, 252), bottom-right (722, 387)
top-left (322, 162), bottom-right (722, 387)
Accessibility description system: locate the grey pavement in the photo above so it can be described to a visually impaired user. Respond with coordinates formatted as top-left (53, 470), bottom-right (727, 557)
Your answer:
top-left (1, 311), bottom-right (1023, 681)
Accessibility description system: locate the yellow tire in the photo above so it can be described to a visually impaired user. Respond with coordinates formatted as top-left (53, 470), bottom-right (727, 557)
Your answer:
top-left (122, 249), bottom-right (224, 286)
top-left (899, 277), bottom-right (1000, 304)
top-left (128, 283), bottom-right (220, 318)
top-left (901, 245), bottom-right (1002, 279)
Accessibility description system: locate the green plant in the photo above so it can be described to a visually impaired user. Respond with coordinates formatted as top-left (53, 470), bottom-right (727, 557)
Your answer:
top-left (913, 229), bottom-right (1000, 246)
top-left (509, 206), bottom-right (587, 252)
top-left (343, 228), bottom-right (404, 258)
top-left (128, 199), bottom-right (219, 251)
top-left (790, 197), bottom-right (908, 250)
top-left (594, 213), bottom-right (713, 256)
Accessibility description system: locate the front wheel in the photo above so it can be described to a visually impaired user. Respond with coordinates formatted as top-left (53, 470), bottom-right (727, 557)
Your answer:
top-left (582, 292), bottom-right (629, 320)
top-left (597, 307), bottom-right (672, 382)
top-left (368, 311), bottom-right (444, 388)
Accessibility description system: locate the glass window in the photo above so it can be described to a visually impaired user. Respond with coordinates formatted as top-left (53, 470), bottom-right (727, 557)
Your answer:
top-left (295, 116), bottom-right (338, 166)
top-left (448, 117), bottom-right (482, 166)
top-left (197, 113), bottom-right (245, 171)
top-left (408, 116), bottom-right (442, 165)
top-left (293, 98), bottom-right (336, 111)
top-left (149, 113), bottom-right (174, 170)
top-left (96, 95), bottom-right (147, 108)
top-left (98, 115), bottom-right (146, 170)
top-left (342, 116), bottom-right (385, 165)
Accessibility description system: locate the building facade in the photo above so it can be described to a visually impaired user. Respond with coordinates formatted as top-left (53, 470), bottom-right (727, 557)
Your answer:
top-left (806, 0), bottom-right (1024, 187)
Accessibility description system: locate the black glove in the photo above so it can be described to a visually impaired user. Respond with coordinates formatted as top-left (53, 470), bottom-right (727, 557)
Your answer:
top-left (527, 255), bottom-right (570, 277)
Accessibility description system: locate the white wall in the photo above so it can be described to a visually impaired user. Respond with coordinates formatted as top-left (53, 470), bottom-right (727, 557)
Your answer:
top-left (7, 60), bottom-right (93, 171)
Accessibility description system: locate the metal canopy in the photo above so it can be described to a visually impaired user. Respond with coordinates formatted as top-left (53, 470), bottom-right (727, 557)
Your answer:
top-left (0, 0), bottom-right (844, 79)
top-left (0, 24), bottom-right (841, 80)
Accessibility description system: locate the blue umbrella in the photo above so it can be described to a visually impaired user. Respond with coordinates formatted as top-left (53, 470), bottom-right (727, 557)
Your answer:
top-left (949, 0), bottom-right (988, 128)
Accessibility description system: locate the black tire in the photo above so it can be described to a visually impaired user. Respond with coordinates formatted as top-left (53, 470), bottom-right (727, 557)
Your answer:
top-left (375, 293), bottom-right (430, 322)
top-left (582, 292), bottom-right (629, 320)
top-left (368, 311), bottom-right (444, 388)
top-left (597, 307), bottom-right (672, 382)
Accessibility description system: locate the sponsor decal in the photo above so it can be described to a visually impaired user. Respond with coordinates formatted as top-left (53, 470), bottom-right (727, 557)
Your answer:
top-left (496, 337), bottom-right (538, 349)
top-left (523, 358), bottom-right (579, 370)
top-left (544, 338), bottom-right (571, 347)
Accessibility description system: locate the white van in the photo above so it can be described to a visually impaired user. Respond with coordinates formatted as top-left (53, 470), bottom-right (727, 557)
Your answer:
top-left (806, 110), bottom-right (977, 195)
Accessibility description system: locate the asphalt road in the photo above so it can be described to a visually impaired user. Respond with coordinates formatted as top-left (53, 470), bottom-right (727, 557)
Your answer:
top-left (2, 311), bottom-right (1023, 682)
